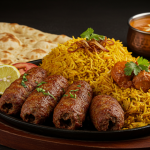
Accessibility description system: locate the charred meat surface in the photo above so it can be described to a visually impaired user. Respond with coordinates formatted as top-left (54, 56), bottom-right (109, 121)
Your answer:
top-left (90, 95), bottom-right (124, 131)
top-left (133, 70), bottom-right (150, 92)
top-left (111, 61), bottom-right (133, 88)
top-left (20, 75), bottom-right (69, 124)
top-left (53, 80), bottom-right (93, 130)
top-left (0, 67), bottom-right (47, 115)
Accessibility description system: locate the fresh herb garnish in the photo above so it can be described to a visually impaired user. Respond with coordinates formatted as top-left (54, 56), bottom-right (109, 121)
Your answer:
top-left (69, 92), bottom-right (76, 99)
top-left (75, 94), bottom-right (76, 99)
top-left (21, 81), bottom-right (27, 88)
top-left (23, 74), bottom-right (28, 81)
top-left (36, 87), bottom-right (56, 100)
top-left (21, 73), bottom-right (28, 88)
top-left (70, 89), bottom-right (79, 92)
top-left (80, 28), bottom-right (105, 41)
top-left (63, 94), bottom-right (68, 97)
top-left (23, 73), bottom-right (28, 76)
top-left (36, 81), bottom-right (47, 86)
top-left (77, 84), bottom-right (81, 87)
top-left (69, 89), bottom-right (79, 98)
top-left (44, 92), bottom-right (56, 100)
top-left (124, 57), bottom-right (150, 76)
top-left (88, 92), bottom-right (91, 96)
top-left (36, 87), bottom-right (45, 93)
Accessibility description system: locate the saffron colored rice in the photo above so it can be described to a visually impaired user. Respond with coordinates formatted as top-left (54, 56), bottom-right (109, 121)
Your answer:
top-left (41, 37), bottom-right (150, 129)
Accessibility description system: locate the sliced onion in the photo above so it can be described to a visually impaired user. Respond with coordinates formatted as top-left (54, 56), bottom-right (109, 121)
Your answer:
top-left (67, 37), bottom-right (114, 54)
top-left (89, 40), bottom-right (109, 52)
top-left (81, 40), bottom-right (91, 48)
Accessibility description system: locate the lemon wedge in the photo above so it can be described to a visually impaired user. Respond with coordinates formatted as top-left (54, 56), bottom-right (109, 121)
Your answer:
top-left (0, 65), bottom-right (20, 95)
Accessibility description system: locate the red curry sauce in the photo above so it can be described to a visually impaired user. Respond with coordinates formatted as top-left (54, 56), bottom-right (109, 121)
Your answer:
top-left (130, 17), bottom-right (150, 32)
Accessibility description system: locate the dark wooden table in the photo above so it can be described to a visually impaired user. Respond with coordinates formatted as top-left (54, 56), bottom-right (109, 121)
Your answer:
top-left (0, 0), bottom-right (150, 149)
top-left (1, 117), bottom-right (150, 150)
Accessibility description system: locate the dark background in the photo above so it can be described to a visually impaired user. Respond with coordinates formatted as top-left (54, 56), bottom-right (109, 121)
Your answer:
top-left (0, 0), bottom-right (150, 149)
top-left (0, 0), bottom-right (149, 47)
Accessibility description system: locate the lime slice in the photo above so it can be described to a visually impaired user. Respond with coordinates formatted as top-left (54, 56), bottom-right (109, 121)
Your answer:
top-left (0, 65), bottom-right (20, 95)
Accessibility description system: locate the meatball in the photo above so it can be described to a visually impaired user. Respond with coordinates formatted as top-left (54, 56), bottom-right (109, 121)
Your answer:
top-left (111, 61), bottom-right (133, 88)
top-left (90, 95), bottom-right (124, 131)
top-left (133, 70), bottom-right (150, 92)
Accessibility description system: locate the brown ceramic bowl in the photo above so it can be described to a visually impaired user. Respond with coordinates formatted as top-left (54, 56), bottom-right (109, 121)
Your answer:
top-left (127, 12), bottom-right (150, 57)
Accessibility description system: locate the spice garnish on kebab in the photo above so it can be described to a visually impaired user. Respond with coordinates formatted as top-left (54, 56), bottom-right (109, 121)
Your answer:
top-left (21, 73), bottom-right (28, 88)
top-left (35, 81), bottom-right (47, 86)
top-left (36, 86), bottom-right (56, 100)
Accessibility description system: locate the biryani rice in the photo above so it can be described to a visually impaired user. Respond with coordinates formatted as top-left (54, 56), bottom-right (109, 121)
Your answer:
top-left (41, 37), bottom-right (150, 129)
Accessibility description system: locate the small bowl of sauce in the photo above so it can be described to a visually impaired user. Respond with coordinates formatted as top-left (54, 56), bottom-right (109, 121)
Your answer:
top-left (127, 12), bottom-right (150, 57)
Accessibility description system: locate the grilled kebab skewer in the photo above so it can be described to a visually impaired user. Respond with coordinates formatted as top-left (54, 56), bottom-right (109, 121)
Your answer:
top-left (0, 67), bottom-right (47, 115)
top-left (53, 80), bottom-right (93, 130)
top-left (90, 95), bottom-right (124, 131)
top-left (20, 75), bottom-right (69, 124)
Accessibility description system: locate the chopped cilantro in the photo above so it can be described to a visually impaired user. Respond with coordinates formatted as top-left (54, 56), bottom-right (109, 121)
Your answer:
top-left (137, 57), bottom-right (149, 66)
top-left (74, 94), bottom-right (77, 99)
top-left (69, 92), bottom-right (76, 99)
top-left (77, 84), bottom-right (81, 87)
top-left (124, 57), bottom-right (150, 76)
top-left (90, 33), bottom-right (105, 41)
top-left (36, 81), bottom-right (47, 86)
top-left (88, 92), bottom-right (91, 96)
top-left (70, 89), bottom-right (79, 92)
top-left (23, 75), bottom-right (27, 81)
top-left (63, 94), bottom-right (68, 97)
top-left (124, 61), bottom-right (140, 76)
top-left (44, 92), bottom-right (56, 100)
top-left (21, 80), bottom-right (27, 88)
top-left (36, 87), bottom-right (56, 100)
top-left (24, 73), bottom-right (28, 76)
top-left (21, 73), bottom-right (28, 88)
top-left (36, 87), bottom-right (45, 92)
top-left (69, 89), bottom-right (79, 98)
top-left (80, 28), bottom-right (94, 40)
top-left (80, 28), bottom-right (105, 41)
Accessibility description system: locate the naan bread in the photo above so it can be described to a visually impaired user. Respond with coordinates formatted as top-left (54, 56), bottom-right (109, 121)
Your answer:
top-left (0, 23), bottom-right (71, 65)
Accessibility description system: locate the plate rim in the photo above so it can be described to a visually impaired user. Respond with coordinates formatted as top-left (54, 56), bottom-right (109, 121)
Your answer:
top-left (0, 59), bottom-right (150, 141)
top-left (0, 110), bottom-right (150, 141)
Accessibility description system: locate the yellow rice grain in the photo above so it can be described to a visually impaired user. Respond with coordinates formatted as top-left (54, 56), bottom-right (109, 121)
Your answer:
top-left (40, 37), bottom-right (150, 129)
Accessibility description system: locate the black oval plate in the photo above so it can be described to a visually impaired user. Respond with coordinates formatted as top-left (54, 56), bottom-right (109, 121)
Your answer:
top-left (0, 59), bottom-right (150, 141)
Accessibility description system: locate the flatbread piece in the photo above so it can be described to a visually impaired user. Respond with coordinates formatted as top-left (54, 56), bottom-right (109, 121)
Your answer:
top-left (0, 23), bottom-right (71, 65)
